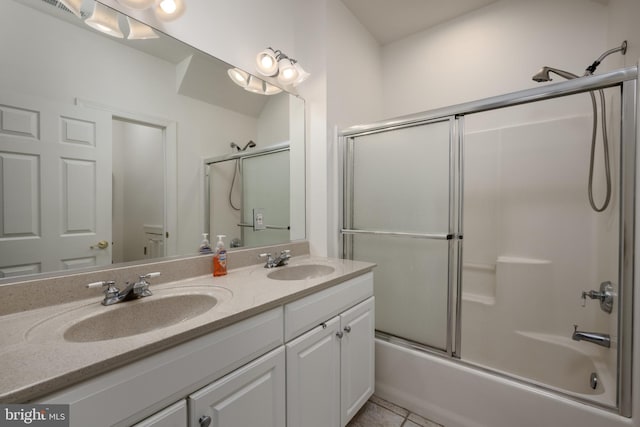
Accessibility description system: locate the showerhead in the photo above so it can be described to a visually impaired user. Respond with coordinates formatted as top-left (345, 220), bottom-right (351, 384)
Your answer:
top-left (531, 66), bottom-right (579, 83)
top-left (533, 41), bottom-right (628, 83)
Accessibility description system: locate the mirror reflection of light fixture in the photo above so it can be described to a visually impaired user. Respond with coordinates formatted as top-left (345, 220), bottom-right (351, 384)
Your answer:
top-left (85, 2), bottom-right (124, 38)
top-left (264, 82), bottom-right (282, 95)
top-left (245, 76), bottom-right (265, 94)
top-left (227, 68), bottom-right (249, 88)
top-left (255, 47), bottom-right (309, 87)
top-left (116, 0), bottom-right (155, 10)
top-left (227, 68), bottom-right (283, 95)
top-left (58, 0), bottom-right (83, 17)
top-left (155, 0), bottom-right (186, 21)
top-left (126, 17), bottom-right (159, 39)
top-left (256, 48), bottom-right (280, 77)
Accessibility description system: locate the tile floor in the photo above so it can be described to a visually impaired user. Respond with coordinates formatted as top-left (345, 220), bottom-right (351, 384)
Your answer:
top-left (347, 395), bottom-right (443, 427)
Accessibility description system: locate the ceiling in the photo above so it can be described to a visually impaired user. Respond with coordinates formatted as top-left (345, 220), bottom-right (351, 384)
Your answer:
top-left (341, 0), bottom-right (500, 45)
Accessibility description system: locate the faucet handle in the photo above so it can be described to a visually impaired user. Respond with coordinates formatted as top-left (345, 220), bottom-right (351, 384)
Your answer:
top-left (259, 253), bottom-right (271, 259)
top-left (86, 280), bottom-right (119, 299)
top-left (86, 280), bottom-right (117, 291)
top-left (139, 272), bottom-right (161, 280)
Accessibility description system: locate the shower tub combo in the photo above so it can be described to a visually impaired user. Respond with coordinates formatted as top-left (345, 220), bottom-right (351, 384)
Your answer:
top-left (340, 63), bottom-right (636, 427)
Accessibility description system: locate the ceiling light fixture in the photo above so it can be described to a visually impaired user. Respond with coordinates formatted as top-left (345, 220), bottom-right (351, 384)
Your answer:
top-left (255, 47), bottom-right (309, 87)
top-left (126, 17), bottom-right (159, 40)
top-left (85, 2), bottom-right (124, 38)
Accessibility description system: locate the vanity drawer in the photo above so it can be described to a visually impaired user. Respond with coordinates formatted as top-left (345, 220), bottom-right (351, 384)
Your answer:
top-left (40, 307), bottom-right (284, 427)
top-left (284, 272), bottom-right (373, 341)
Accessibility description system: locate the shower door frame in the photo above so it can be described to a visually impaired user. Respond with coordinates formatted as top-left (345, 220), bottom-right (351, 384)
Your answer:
top-left (339, 66), bottom-right (637, 416)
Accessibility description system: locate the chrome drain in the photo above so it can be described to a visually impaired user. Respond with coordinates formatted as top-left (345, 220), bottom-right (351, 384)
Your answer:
top-left (590, 372), bottom-right (599, 390)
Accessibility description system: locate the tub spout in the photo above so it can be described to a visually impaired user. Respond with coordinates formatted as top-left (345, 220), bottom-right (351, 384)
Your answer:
top-left (572, 325), bottom-right (611, 348)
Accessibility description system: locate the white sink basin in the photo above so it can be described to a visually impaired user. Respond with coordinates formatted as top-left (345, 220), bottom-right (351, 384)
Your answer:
top-left (267, 264), bottom-right (335, 281)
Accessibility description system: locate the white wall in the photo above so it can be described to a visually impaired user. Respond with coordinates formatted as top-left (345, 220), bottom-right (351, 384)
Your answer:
top-left (381, 0), bottom-right (609, 118)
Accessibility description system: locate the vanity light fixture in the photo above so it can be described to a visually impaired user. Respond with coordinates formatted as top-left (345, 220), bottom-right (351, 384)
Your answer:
top-left (85, 2), bottom-right (124, 38)
top-left (227, 68), bottom-right (283, 95)
top-left (126, 17), bottom-right (159, 39)
top-left (256, 48), bottom-right (280, 77)
top-left (116, 0), bottom-right (155, 10)
top-left (155, 0), bottom-right (186, 21)
top-left (255, 47), bottom-right (309, 87)
top-left (58, 0), bottom-right (83, 17)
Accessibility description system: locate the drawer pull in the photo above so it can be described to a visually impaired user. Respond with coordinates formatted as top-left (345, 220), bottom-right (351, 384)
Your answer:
top-left (199, 415), bottom-right (212, 427)
top-left (336, 331), bottom-right (344, 339)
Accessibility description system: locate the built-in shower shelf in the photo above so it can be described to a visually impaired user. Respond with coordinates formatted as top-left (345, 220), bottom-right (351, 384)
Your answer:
top-left (462, 292), bottom-right (496, 305)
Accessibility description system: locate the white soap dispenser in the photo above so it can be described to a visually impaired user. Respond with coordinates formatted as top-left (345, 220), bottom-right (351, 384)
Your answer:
top-left (199, 233), bottom-right (212, 254)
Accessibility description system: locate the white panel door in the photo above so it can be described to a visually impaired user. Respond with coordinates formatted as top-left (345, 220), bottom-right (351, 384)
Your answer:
top-left (340, 297), bottom-right (375, 426)
top-left (286, 316), bottom-right (341, 427)
top-left (189, 347), bottom-right (285, 427)
top-left (0, 93), bottom-right (112, 276)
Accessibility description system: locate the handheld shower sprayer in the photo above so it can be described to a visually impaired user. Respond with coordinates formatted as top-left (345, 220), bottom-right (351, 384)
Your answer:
top-left (228, 141), bottom-right (257, 210)
top-left (530, 41), bottom-right (627, 213)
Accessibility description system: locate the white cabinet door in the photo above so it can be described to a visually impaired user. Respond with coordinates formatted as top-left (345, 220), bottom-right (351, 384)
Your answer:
top-left (286, 316), bottom-right (341, 427)
top-left (189, 347), bottom-right (285, 427)
top-left (340, 297), bottom-right (375, 426)
top-left (132, 400), bottom-right (187, 427)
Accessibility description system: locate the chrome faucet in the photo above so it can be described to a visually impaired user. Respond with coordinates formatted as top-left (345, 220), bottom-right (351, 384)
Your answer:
top-left (87, 272), bottom-right (161, 306)
top-left (572, 325), bottom-right (611, 348)
top-left (259, 250), bottom-right (291, 268)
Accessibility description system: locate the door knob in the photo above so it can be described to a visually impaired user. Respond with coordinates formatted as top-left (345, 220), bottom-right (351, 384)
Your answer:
top-left (90, 240), bottom-right (109, 249)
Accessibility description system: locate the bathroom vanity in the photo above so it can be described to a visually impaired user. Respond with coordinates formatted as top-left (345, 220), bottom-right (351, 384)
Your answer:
top-left (0, 252), bottom-right (374, 427)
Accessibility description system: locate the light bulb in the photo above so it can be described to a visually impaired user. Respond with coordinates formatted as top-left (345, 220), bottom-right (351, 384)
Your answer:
top-left (159, 0), bottom-right (177, 14)
top-left (260, 56), bottom-right (274, 69)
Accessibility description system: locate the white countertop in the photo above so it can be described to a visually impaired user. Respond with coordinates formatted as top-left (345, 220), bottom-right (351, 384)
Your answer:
top-left (0, 256), bottom-right (374, 403)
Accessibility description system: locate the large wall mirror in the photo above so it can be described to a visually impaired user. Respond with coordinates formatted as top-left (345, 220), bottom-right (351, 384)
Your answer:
top-left (0, 0), bottom-right (305, 281)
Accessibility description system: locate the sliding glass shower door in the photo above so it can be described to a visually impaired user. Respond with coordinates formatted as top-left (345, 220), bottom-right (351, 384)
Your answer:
top-left (342, 118), bottom-right (458, 352)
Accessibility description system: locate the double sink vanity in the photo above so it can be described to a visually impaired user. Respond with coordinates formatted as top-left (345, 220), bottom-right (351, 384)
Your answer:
top-left (0, 243), bottom-right (375, 427)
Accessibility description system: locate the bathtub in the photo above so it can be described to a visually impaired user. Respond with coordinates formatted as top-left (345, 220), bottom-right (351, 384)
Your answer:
top-left (463, 330), bottom-right (614, 404)
top-left (375, 338), bottom-right (633, 427)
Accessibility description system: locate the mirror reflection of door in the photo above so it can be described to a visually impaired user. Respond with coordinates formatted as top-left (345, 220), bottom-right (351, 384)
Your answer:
top-left (111, 119), bottom-right (165, 263)
top-left (0, 93), bottom-right (112, 277)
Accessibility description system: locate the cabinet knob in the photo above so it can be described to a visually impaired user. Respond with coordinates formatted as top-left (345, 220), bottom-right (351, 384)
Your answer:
top-left (344, 326), bottom-right (352, 333)
top-left (199, 415), bottom-right (212, 427)
top-left (336, 331), bottom-right (344, 339)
